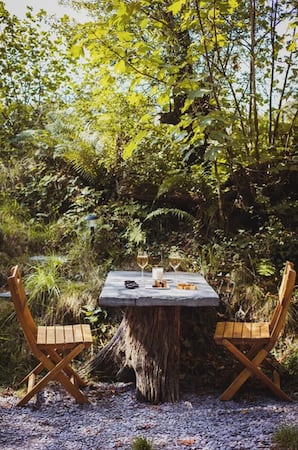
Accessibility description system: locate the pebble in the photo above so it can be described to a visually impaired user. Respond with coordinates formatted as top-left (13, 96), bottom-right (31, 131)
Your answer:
top-left (0, 383), bottom-right (297, 450)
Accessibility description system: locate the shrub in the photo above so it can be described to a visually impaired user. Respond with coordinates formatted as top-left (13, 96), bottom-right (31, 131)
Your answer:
top-left (283, 340), bottom-right (298, 376)
top-left (272, 425), bottom-right (298, 450)
top-left (131, 436), bottom-right (154, 450)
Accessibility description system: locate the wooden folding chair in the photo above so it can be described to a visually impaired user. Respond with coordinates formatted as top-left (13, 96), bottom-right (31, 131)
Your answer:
top-left (214, 262), bottom-right (296, 401)
top-left (8, 265), bottom-right (93, 406)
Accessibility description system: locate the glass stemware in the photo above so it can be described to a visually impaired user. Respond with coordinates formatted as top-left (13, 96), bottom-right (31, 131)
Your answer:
top-left (169, 251), bottom-right (181, 283)
top-left (137, 250), bottom-right (148, 286)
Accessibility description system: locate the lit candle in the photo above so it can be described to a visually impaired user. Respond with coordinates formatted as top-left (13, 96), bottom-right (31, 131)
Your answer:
top-left (152, 267), bottom-right (164, 281)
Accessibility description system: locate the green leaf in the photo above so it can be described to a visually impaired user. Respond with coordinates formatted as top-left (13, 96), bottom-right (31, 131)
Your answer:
top-left (94, 27), bottom-right (106, 38)
top-left (145, 207), bottom-right (194, 224)
top-left (189, 88), bottom-right (211, 99)
top-left (256, 259), bottom-right (276, 276)
top-left (287, 41), bottom-right (296, 52)
top-left (227, 0), bottom-right (239, 13)
top-left (201, 117), bottom-right (213, 126)
top-left (204, 144), bottom-right (222, 161)
top-left (114, 59), bottom-right (127, 73)
top-left (117, 1), bottom-right (128, 17)
top-left (156, 91), bottom-right (170, 107)
top-left (123, 130), bottom-right (147, 159)
top-left (167, 0), bottom-right (187, 15)
top-left (70, 43), bottom-right (84, 58)
top-left (116, 31), bottom-right (133, 41)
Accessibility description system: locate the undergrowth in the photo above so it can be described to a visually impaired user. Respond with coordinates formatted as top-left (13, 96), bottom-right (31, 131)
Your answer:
top-left (272, 425), bottom-right (298, 450)
top-left (131, 436), bottom-right (154, 450)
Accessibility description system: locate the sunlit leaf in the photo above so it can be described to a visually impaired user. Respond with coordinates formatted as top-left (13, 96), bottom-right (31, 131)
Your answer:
top-left (188, 88), bottom-right (211, 99)
top-left (123, 130), bottom-right (147, 159)
top-left (70, 43), bottom-right (84, 58)
top-left (167, 0), bottom-right (187, 15)
top-left (114, 59), bottom-right (127, 73)
top-left (256, 259), bottom-right (276, 276)
top-left (156, 92), bottom-right (170, 107)
top-left (287, 41), bottom-right (296, 52)
top-left (116, 31), bottom-right (133, 41)
top-left (204, 144), bottom-right (222, 161)
top-left (227, 0), bottom-right (239, 13)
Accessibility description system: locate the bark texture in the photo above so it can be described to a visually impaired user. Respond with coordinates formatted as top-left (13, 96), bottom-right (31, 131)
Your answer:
top-left (88, 306), bottom-right (181, 403)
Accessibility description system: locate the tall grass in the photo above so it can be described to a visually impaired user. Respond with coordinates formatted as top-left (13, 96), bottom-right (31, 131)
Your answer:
top-left (25, 256), bottom-right (64, 318)
top-left (272, 425), bottom-right (298, 450)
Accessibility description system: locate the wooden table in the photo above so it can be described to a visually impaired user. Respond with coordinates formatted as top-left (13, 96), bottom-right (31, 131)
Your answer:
top-left (99, 270), bottom-right (219, 403)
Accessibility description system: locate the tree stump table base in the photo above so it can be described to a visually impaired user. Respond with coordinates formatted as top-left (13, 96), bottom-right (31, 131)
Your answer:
top-left (125, 306), bottom-right (180, 403)
top-left (94, 271), bottom-right (219, 403)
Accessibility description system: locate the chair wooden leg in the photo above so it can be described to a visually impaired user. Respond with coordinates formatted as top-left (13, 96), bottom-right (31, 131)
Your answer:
top-left (233, 343), bottom-right (265, 375)
top-left (220, 339), bottom-right (292, 402)
top-left (48, 349), bottom-right (88, 387)
top-left (245, 343), bottom-right (265, 360)
top-left (273, 370), bottom-right (280, 388)
top-left (17, 344), bottom-right (89, 406)
top-left (27, 373), bottom-right (36, 393)
top-left (19, 362), bottom-right (45, 386)
top-left (19, 352), bottom-right (87, 389)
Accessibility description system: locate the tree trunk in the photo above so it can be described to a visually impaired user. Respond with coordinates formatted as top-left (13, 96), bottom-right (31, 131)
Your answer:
top-left (249, 0), bottom-right (260, 162)
top-left (87, 306), bottom-right (181, 403)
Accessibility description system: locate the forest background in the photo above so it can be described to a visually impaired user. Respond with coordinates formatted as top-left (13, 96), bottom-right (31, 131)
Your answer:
top-left (0, 0), bottom-right (297, 393)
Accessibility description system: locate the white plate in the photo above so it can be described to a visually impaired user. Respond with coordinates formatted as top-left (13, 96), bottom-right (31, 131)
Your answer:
top-left (145, 284), bottom-right (171, 290)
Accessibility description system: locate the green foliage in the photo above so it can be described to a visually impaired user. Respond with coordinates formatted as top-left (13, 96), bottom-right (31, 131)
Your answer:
top-left (2, 0), bottom-right (297, 251)
top-left (0, 0), bottom-right (297, 391)
top-left (283, 340), bottom-right (298, 376)
top-left (131, 437), bottom-right (154, 450)
top-left (81, 305), bottom-right (107, 326)
top-left (80, 201), bottom-right (151, 264)
top-left (71, 0), bottom-right (297, 159)
top-left (145, 208), bottom-right (195, 225)
top-left (0, 301), bottom-right (33, 385)
top-left (25, 257), bottom-right (64, 317)
top-left (272, 425), bottom-right (298, 450)
top-left (256, 259), bottom-right (276, 277)
top-left (0, 196), bottom-right (52, 258)
top-left (0, 2), bottom-right (73, 146)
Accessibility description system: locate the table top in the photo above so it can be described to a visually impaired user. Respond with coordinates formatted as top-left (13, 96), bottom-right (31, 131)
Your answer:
top-left (99, 271), bottom-right (219, 307)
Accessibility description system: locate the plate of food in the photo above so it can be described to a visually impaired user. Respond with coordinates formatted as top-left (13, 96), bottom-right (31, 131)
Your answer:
top-left (152, 279), bottom-right (169, 289)
top-left (176, 282), bottom-right (197, 290)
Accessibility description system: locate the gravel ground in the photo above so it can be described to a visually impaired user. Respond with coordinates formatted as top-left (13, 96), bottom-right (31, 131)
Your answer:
top-left (0, 382), bottom-right (297, 450)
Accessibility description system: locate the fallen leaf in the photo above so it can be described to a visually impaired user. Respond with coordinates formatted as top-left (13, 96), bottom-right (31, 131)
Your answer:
top-left (177, 437), bottom-right (196, 446)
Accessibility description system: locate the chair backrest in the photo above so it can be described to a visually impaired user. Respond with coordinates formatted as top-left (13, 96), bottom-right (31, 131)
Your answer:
top-left (8, 265), bottom-right (38, 352)
top-left (269, 262), bottom-right (296, 344)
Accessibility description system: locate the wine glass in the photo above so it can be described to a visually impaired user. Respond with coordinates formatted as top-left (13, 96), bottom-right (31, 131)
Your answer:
top-left (137, 250), bottom-right (148, 286)
top-left (169, 251), bottom-right (181, 283)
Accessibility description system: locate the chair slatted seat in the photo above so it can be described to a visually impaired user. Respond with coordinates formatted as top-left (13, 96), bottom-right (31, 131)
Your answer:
top-left (214, 262), bottom-right (296, 401)
top-left (8, 265), bottom-right (93, 406)
top-left (214, 321), bottom-right (270, 343)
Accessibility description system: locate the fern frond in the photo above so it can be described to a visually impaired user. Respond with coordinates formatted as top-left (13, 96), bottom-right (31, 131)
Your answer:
top-left (256, 259), bottom-right (276, 276)
top-left (145, 208), bottom-right (194, 223)
top-left (157, 172), bottom-right (188, 198)
top-left (61, 145), bottom-right (100, 183)
top-left (123, 220), bottom-right (146, 245)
